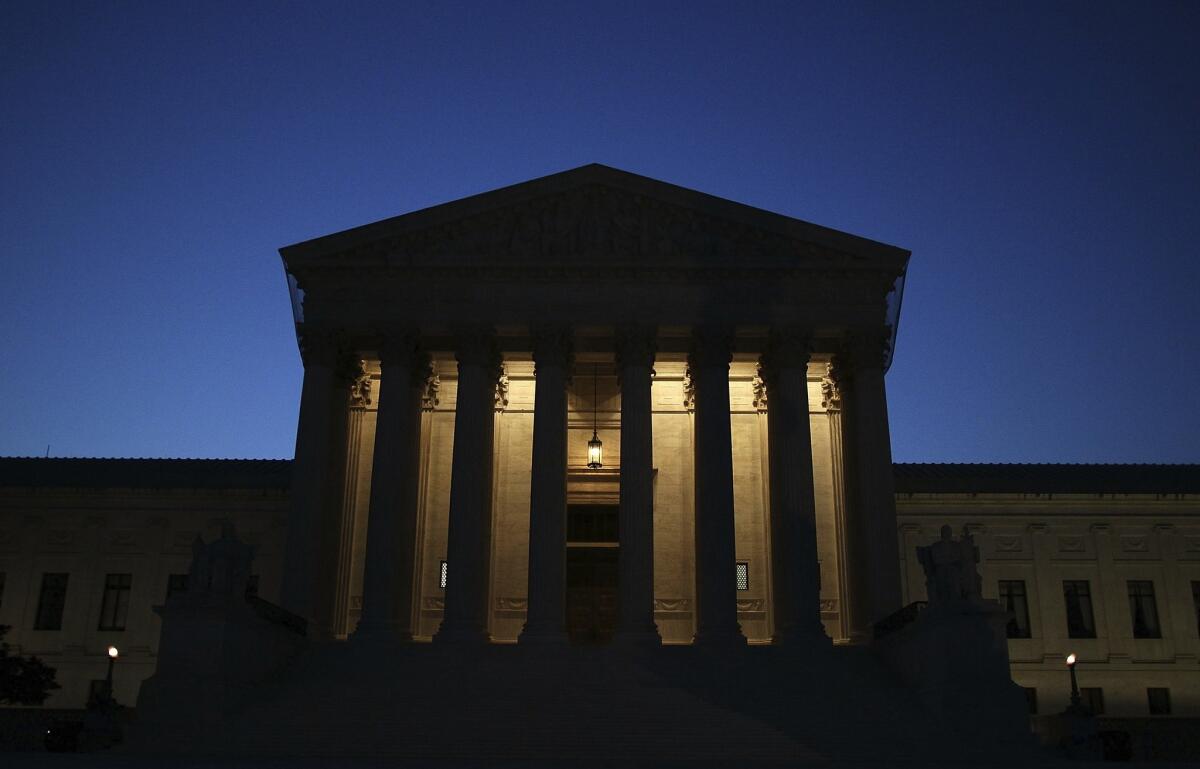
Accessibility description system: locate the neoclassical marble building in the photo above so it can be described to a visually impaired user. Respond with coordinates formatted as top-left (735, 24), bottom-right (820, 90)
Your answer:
top-left (276, 164), bottom-right (907, 649)
top-left (1, 167), bottom-right (1197, 735)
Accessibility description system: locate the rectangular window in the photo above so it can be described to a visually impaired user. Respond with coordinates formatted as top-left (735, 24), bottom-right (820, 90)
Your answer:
top-left (166, 573), bottom-right (189, 601)
top-left (0, 571), bottom-right (5, 612)
top-left (736, 562), bottom-right (750, 591)
top-left (999, 580), bottom-right (1031, 638)
top-left (1063, 580), bottom-right (1096, 639)
top-left (439, 560), bottom-right (448, 590)
top-left (1148, 687), bottom-right (1171, 715)
top-left (1192, 581), bottom-right (1200, 637)
top-left (1023, 687), bottom-right (1038, 715)
top-left (34, 573), bottom-right (69, 630)
top-left (97, 573), bottom-right (132, 631)
top-left (1082, 687), bottom-right (1105, 715)
top-left (1128, 580), bottom-right (1162, 639)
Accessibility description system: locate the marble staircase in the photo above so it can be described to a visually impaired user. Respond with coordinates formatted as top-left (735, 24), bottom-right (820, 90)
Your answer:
top-left (130, 642), bottom-right (1045, 766)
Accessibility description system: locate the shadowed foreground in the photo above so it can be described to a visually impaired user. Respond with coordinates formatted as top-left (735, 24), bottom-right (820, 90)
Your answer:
top-left (78, 641), bottom-right (1058, 766)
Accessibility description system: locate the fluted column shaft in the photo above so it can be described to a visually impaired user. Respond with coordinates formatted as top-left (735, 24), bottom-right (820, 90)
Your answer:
top-left (690, 328), bottom-right (746, 648)
top-left (842, 330), bottom-right (902, 632)
top-left (761, 330), bottom-right (826, 645)
top-left (281, 332), bottom-right (351, 629)
top-left (520, 326), bottom-right (572, 644)
top-left (355, 336), bottom-right (428, 642)
top-left (434, 329), bottom-right (501, 645)
top-left (614, 326), bottom-right (661, 647)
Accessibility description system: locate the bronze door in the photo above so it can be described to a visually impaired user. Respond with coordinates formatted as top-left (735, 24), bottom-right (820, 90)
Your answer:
top-left (565, 547), bottom-right (618, 644)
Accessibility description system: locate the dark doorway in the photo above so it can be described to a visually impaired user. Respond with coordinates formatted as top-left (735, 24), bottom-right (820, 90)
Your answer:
top-left (565, 504), bottom-right (618, 645)
top-left (566, 547), bottom-right (618, 644)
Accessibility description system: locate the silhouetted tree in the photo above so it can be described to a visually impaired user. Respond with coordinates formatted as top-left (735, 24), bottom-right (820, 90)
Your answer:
top-left (0, 625), bottom-right (60, 705)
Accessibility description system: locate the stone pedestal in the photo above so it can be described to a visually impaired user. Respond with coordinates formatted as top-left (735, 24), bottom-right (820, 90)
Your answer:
top-left (873, 599), bottom-right (1032, 749)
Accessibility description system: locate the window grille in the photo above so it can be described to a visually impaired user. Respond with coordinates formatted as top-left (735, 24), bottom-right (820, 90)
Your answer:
top-left (1128, 580), bottom-right (1162, 639)
top-left (34, 573), bottom-right (69, 631)
top-left (1063, 580), bottom-right (1096, 639)
top-left (439, 560), bottom-right (448, 590)
top-left (999, 580), bottom-right (1032, 638)
top-left (98, 573), bottom-right (132, 631)
top-left (1147, 687), bottom-right (1171, 715)
top-left (736, 562), bottom-right (749, 591)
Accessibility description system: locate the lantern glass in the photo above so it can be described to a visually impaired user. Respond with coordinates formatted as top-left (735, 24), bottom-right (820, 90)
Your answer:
top-left (587, 433), bottom-right (603, 469)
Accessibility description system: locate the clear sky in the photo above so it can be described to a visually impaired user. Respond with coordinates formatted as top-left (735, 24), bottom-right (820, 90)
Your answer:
top-left (2, 1), bottom-right (1197, 463)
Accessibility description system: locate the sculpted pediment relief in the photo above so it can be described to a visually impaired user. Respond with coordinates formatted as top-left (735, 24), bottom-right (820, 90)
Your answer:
top-left (283, 166), bottom-right (909, 280)
top-left (358, 185), bottom-right (843, 269)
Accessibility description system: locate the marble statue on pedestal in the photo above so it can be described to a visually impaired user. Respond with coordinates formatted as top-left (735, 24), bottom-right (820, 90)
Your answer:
top-left (917, 524), bottom-right (982, 605)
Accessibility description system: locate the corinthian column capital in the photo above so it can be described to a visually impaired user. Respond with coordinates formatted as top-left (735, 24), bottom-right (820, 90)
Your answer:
top-left (531, 324), bottom-right (574, 372)
top-left (614, 324), bottom-right (657, 369)
top-left (687, 325), bottom-right (733, 370)
top-left (820, 363), bottom-right (842, 412)
top-left (843, 327), bottom-right (892, 372)
top-left (298, 327), bottom-right (343, 368)
top-left (453, 325), bottom-right (503, 378)
top-left (349, 361), bottom-right (373, 408)
top-left (759, 326), bottom-right (812, 385)
top-left (377, 331), bottom-right (432, 389)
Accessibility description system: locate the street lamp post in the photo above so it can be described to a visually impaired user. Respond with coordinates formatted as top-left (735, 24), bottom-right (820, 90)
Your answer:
top-left (105, 646), bottom-right (119, 705)
top-left (1066, 653), bottom-right (1082, 710)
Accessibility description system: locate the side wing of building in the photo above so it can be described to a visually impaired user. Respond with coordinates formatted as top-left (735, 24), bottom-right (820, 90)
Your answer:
top-left (0, 458), bottom-right (290, 708)
top-left (895, 463), bottom-right (1200, 718)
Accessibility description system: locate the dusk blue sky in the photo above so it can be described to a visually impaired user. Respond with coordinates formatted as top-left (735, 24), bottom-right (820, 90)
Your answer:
top-left (2, 2), bottom-right (1197, 463)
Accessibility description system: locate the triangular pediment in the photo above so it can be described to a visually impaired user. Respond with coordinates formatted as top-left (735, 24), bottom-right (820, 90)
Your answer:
top-left (280, 164), bottom-right (908, 276)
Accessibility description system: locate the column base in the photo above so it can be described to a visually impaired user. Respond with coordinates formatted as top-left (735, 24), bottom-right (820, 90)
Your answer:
top-left (692, 626), bottom-right (747, 651)
top-left (432, 622), bottom-right (491, 646)
top-left (517, 624), bottom-right (569, 646)
top-left (771, 627), bottom-right (831, 649)
top-left (612, 628), bottom-right (662, 651)
top-left (350, 622), bottom-right (415, 645)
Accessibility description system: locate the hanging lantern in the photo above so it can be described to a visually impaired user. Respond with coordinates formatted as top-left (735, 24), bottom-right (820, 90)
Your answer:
top-left (587, 430), bottom-right (603, 469)
top-left (587, 365), bottom-right (603, 469)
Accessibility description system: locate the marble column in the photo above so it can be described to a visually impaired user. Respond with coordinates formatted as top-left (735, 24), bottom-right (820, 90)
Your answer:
top-left (355, 335), bottom-right (429, 642)
top-left (519, 325), bottom-right (572, 645)
top-left (613, 325), bottom-right (661, 648)
top-left (842, 329), bottom-right (902, 630)
top-left (434, 328), bottom-right (501, 645)
top-left (689, 327), bottom-right (746, 648)
top-left (281, 330), bottom-right (350, 627)
top-left (333, 363), bottom-right (371, 638)
top-left (760, 329), bottom-right (826, 645)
